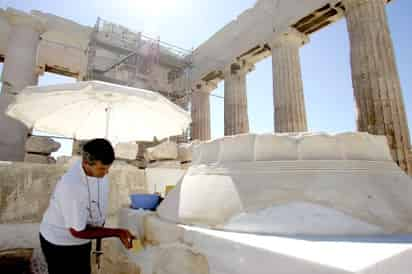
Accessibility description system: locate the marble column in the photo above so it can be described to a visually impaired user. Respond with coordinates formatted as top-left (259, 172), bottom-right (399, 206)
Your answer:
top-left (271, 28), bottom-right (308, 133)
top-left (408, 151), bottom-right (412, 176)
top-left (223, 62), bottom-right (252, 136)
top-left (72, 139), bottom-right (83, 156)
top-left (1, 11), bottom-right (44, 94)
top-left (0, 10), bottom-right (45, 161)
top-left (344, 0), bottom-right (411, 174)
top-left (191, 82), bottom-right (215, 141)
top-left (170, 95), bottom-right (190, 143)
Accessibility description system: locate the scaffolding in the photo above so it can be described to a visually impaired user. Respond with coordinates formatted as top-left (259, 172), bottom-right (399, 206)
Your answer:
top-left (86, 17), bottom-right (194, 142)
top-left (86, 18), bottom-right (192, 97)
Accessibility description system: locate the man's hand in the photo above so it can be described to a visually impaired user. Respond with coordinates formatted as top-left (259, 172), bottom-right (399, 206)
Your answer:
top-left (117, 228), bottom-right (136, 249)
top-left (70, 226), bottom-right (136, 249)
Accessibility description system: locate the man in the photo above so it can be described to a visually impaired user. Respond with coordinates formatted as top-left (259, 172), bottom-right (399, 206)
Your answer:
top-left (39, 138), bottom-right (135, 274)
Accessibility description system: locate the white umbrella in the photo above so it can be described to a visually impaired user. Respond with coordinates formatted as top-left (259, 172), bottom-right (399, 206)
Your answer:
top-left (6, 81), bottom-right (191, 143)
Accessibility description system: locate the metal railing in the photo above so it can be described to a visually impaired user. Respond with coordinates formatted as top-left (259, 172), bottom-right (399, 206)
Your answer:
top-left (96, 17), bottom-right (192, 59)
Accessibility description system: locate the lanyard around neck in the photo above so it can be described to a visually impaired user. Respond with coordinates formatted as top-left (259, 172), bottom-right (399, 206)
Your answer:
top-left (84, 175), bottom-right (103, 222)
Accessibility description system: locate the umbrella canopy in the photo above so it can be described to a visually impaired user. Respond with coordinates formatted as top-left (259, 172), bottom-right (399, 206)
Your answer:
top-left (6, 81), bottom-right (191, 143)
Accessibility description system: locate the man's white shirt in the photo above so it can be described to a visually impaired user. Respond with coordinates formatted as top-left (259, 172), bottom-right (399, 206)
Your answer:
top-left (40, 160), bottom-right (109, 246)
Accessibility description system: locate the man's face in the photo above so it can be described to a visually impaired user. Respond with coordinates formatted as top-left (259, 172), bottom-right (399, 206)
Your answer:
top-left (84, 160), bottom-right (111, 178)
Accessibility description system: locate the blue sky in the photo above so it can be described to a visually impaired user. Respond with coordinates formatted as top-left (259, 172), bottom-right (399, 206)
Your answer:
top-left (1, 0), bottom-right (411, 156)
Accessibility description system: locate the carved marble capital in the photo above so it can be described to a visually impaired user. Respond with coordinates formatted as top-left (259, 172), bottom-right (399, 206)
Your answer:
top-left (193, 81), bottom-right (217, 94)
top-left (342, 0), bottom-right (386, 12)
top-left (271, 28), bottom-right (309, 49)
top-left (223, 61), bottom-right (255, 77)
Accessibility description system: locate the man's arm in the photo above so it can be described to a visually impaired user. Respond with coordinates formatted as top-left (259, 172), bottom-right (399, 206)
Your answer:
top-left (69, 226), bottom-right (135, 249)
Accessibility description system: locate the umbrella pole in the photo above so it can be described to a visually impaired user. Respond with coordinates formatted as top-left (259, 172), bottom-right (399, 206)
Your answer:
top-left (105, 107), bottom-right (110, 140)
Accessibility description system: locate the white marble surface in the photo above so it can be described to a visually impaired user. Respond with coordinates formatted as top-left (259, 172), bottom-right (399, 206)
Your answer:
top-left (144, 142), bottom-right (178, 161)
top-left (158, 133), bottom-right (412, 235)
top-left (114, 142), bottom-right (139, 160)
top-left (118, 211), bottom-right (412, 274)
top-left (0, 223), bottom-right (40, 249)
top-left (182, 226), bottom-right (412, 274)
top-left (145, 168), bottom-right (186, 196)
top-left (25, 136), bottom-right (60, 154)
top-left (222, 202), bottom-right (383, 235)
top-left (192, 132), bottom-right (393, 164)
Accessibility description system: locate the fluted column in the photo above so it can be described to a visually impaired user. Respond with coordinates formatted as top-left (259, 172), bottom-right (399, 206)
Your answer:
top-left (191, 82), bottom-right (215, 141)
top-left (408, 151), bottom-right (412, 175)
top-left (1, 10), bottom-right (44, 94)
top-left (0, 10), bottom-right (45, 161)
top-left (344, 0), bottom-right (411, 174)
top-left (223, 62), bottom-right (252, 136)
top-left (271, 28), bottom-right (308, 133)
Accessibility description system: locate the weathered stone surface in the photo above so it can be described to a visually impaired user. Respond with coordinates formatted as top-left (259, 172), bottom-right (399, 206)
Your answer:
top-left (343, 0), bottom-right (412, 174)
top-left (118, 210), bottom-right (412, 274)
top-left (271, 28), bottom-right (308, 133)
top-left (255, 133), bottom-right (299, 161)
top-left (111, 160), bottom-right (131, 167)
top-left (0, 223), bottom-right (139, 274)
top-left (146, 160), bottom-right (181, 169)
top-left (55, 155), bottom-right (81, 165)
top-left (2, 1), bottom-right (409, 177)
top-left (177, 143), bottom-right (192, 163)
top-left (25, 136), bottom-right (60, 154)
top-left (0, 10), bottom-right (44, 162)
top-left (192, 139), bottom-right (220, 165)
top-left (153, 221), bottom-right (412, 274)
top-left (145, 168), bottom-right (186, 197)
top-left (126, 159), bottom-right (147, 169)
top-left (189, 0), bottom-right (346, 86)
top-left (0, 224), bottom-right (47, 273)
top-left (1, 9), bottom-right (44, 95)
top-left (0, 162), bottom-right (147, 223)
top-left (181, 162), bottom-right (192, 170)
top-left (136, 141), bottom-right (157, 159)
top-left (152, 247), bottom-right (209, 274)
top-left (143, 214), bottom-right (184, 246)
top-left (115, 142), bottom-right (139, 160)
top-left (158, 133), bottom-right (412, 235)
top-left (0, 223), bottom-right (39, 250)
top-left (144, 141), bottom-right (178, 161)
top-left (191, 82), bottom-right (214, 141)
top-left (24, 154), bottom-right (56, 164)
top-left (91, 238), bottom-right (140, 274)
top-left (71, 139), bottom-right (87, 156)
top-left (223, 63), bottom-right (251, 136)
top-left (120, 213), bottom-right (411, 274)
top-left (0, 94), bottom-right (29, 162)
top-left (220, 134), bottom-right (255, 162)
top-left (193, 132), bottom-right (392, 164)
top-left (118, 209), bottom-right (185, 247)
top-left (409, 150), bottom-right (412, 175)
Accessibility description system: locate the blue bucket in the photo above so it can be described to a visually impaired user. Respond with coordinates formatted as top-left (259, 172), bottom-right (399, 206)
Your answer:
top-left (130, 194), bottom-right (161, 210)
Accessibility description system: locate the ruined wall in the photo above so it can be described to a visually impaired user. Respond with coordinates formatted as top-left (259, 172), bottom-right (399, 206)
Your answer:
top-left (0, 161), bottom-right (148, 273)
top-left (0, 162), bottom-right (147, 224)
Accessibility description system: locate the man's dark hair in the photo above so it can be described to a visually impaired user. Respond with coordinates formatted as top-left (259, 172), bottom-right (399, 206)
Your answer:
top-left (82, 138), bottom-right (115, 165)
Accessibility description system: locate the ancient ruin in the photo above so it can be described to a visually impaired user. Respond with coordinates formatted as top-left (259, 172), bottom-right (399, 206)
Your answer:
top-left (119, 132), bottom-right (412, 274)
top-left (1, 0), bottom-right (412, 273)
top-left (0, 0), bottom-right (411, 174)
top-left (0, 8), bottom-right (192, 161)
top-left (0, 0), bottom-right (411, 173)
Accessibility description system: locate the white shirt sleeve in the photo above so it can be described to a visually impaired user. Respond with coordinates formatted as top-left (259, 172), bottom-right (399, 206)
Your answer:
top-left (57, 181), bottom-right (88, 232)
